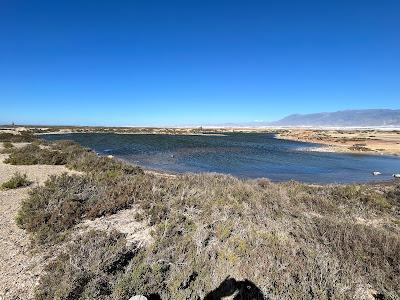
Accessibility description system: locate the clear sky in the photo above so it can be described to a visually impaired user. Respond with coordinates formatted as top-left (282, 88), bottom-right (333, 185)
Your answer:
top-left (0, 0), bottom-right (399, 126)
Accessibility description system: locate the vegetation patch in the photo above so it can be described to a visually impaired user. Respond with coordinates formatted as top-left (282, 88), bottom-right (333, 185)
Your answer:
top-left (35, 230), bottom-right (136, 300)
top-left (2, 141), bottom-right (14, 149)
top-left (4, 139), bottom-right (143, 177)
top-left (0, 131), bottom-right (36, 142)
top-left (16, 173), bottom-right (104, 244)
top-left (21, 171), bottom-right (400, 299)
top-left (4, 144), bottom-right (67, 165)
top-left (349, 143), bottom-right (373, 152)
top-left (1, 172), bottom-right (32, 190)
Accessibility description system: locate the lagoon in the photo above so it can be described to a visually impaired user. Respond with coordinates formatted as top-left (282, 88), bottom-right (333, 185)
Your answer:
top-left (42, 133), bottom-right (400, 183)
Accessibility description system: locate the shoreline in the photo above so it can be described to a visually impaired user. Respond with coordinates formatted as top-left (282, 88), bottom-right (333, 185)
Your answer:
top-left (39, 129), bottom-right (400, 156)
top-left (36, 129), bottom-right (400, 184)
top-left (3, 125), bottom-right (400, 156)
top-left (274, 129), bottom-right (400, 156)
top-left (37, 131), bottom-right (228, 137)
top-left (113, 154), bottom-right (399, 186)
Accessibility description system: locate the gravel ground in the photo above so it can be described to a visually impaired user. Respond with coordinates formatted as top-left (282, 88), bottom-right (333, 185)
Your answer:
top-left (0, 145), bottom-right (78, 300)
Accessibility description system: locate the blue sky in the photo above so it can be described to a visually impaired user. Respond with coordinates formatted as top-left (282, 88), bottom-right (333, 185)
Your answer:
top-left (0, 0), bottom-right (399, 126)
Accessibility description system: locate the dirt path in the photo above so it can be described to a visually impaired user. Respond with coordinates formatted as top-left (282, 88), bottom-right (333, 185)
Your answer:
top-left (0, 149), bottom-right (77, 300)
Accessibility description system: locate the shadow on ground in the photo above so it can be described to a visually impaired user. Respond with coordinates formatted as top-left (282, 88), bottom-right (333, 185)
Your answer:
top-left (204, 277), bottom-right (265, 300)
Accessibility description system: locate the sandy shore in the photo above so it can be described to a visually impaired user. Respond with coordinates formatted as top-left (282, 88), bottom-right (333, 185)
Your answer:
top-left (276, 128), bottom-right (400, 156)
top-left (0, 144), bottom-right (79, 300)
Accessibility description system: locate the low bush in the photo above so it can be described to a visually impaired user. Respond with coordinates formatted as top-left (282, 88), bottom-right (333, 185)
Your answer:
top-left (1, 172), bottom-right (32, 190)
top-left (0, 132), bottom-right (36, 142)
top-left (349, 143), bottom-right (372, 152)
top-left (35, 230), bottom-right (136, 300)
top-left (386, 184), bottom-right (400, 205)
top-left (3, 139), bottom-right (144, 176)
top-left (16, 172), bottom-right (164, 244)
top-left (4, 144), bottom-right (67, 165)
top-left (2, 141), bottom-right (14, 149)
top-left (16, 174), bottom-right (103, 244)
top-left (67, 151), bottom-right (143, 176)
top-left (108, 178), bottom-right (400, 299)
top-left (25, 172), bottom-right (400, 299)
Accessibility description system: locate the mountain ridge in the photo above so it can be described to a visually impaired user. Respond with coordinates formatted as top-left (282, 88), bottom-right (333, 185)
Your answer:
top-left (271, 109), bottom-right (400, 126)
top-left (217, 109), bottom-right (400, 127)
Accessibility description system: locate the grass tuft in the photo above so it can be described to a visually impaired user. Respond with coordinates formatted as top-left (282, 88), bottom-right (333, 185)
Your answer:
top-left (2, 141), bottom-right (14, 149)
top-left (1, 172), bottom-right (32, 190)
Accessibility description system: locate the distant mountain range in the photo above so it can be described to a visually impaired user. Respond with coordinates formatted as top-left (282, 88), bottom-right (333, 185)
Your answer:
top-left (271, 109), bottom-right (400, 127)
top-left (219, 109), bottom-right (400, 127)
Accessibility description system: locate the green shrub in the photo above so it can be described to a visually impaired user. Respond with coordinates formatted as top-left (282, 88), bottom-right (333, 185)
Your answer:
top-left (0, 132), bottom-right (36, 142)
top-left (386, 184), bottom-right (400, 205)
top-left (1, 172), bottom-right (32, 190)
top-left (4, 151), bottom-right (40, 164)
top-left (16, 172), bottom-right (159, 244)
top-left (35, 230), bottom-right (135, 300)
top-left (3, 139), bottom-right (143, 176)
top-left (111, 251), bottom-right (168, 299)
top-left (16, 174), bottom-right (102, 244)
top-left (4, 144), bottom-right (67, 165)
top-left (2, 141), bottom-right (14, 149)
top-left (66, 150), bottom-right (143, 176)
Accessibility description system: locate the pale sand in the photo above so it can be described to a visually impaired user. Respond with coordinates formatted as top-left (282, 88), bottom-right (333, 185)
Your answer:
top-left (0, 144), bottom-right (79, 300)
top-left (276, 128), bottom-right (400, 156)
top-left (77, 207), bottom-right (153, 248)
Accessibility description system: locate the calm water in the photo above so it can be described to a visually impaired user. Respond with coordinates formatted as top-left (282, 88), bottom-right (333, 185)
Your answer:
top-left (42, 133), bottom-right (400, 183)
